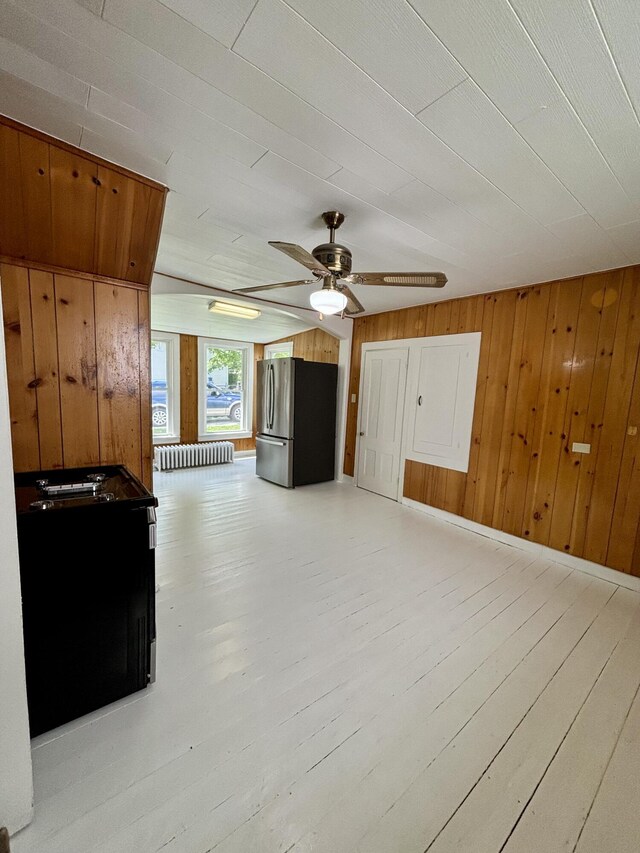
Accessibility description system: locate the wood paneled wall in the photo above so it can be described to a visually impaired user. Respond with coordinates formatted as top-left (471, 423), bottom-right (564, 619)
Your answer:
top-left (0, 116), bottom-right (166, 285)
top-left (266, 327), bottom-right (340, 363)
top-left (1, 262), bottom-right (152, 486)
top-left (345, 266), bottom-right (640, 576)
top-left (177, 334), bottom-right (264, 451)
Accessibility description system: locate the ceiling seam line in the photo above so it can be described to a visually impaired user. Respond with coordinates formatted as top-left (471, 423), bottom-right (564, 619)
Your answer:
top-left (502, 0), bottom-right (640, 206)
top-left (588, 0), bottom-right (640, 127)
top-left (96, 4), bottom-right (413, 193)
top-left (226, 40), bottom-right (572, 244)
top-left (42, 0), bottom-right (564, 245)
top-left (24, 0), bottom-right (639, 232)
top-left (229, 0), bottom-right (589, 239)
top-left (230, 0), bottom-right (261, 52)
top-left (14, 2), bottom-right (283, 174)
top-left (402, 0), bottom-right (639, 214)
top-left (413, 78), bottom-right (470, 116)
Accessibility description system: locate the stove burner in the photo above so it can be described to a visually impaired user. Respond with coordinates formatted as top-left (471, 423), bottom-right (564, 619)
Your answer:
top-left (30, 500), bottom-right (55, 511)
top-left (86, 473), bottom-right (107, 484)
top-left (96, 492), bottom-right (115, 502)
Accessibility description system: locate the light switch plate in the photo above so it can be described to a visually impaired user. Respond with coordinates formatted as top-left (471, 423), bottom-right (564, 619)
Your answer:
top-left (572, 442), bottom-right (591, 454)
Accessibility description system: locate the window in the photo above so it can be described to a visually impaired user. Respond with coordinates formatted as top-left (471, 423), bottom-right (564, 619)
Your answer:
top-left (151, 332), bottom-right (180, 444)
top-left (264, 341), bottom-right (293, 360)
top-left (198, 338), bottom-right (253, 440)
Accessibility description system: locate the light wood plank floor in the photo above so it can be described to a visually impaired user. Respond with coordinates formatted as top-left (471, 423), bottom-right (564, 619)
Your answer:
top-left (13, 460), bottom-right (640, 853)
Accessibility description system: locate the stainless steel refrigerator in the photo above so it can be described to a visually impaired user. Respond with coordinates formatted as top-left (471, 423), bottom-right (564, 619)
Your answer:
top-left (256, 357), bottom-right (338, 488)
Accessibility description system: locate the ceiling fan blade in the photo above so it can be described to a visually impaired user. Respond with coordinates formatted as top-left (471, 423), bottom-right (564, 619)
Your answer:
top-left (339, 284), bottom-right (365, 315)
top-left (269, 241), bottom-right (331, 277)
top-left (233, 279), bottom-right (315, 294)
top-left (346, 272), bottom-right (447, 287)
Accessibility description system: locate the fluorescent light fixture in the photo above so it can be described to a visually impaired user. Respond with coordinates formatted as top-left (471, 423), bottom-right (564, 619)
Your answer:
top-left (309, 288), bottom-right (347, 315)
top-left (208, 300), bottom-right (261, 319)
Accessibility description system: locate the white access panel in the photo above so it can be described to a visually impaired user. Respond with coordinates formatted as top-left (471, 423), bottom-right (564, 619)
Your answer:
top-left (405, 332), bottom-right (481, 473)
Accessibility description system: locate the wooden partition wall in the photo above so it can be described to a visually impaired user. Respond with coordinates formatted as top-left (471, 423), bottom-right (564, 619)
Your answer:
top-left (266, 327), bottom-right (340, 363)
top-left (0, 116), bottom-right (165, 284)
top-left (345, 265), bottom-right (640, 576)
top-left (2, 263), bottom-right (152, 484)
top-left (0, 116), bottom-right (167, 488)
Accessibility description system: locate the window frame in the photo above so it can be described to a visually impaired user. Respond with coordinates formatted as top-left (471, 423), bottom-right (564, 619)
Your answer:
top-left (198, 337), bottom-right (254, 441)
top-left (264, 341), bottom-right (293, 360)
top-left (151, 330), bottom-right (181, 446)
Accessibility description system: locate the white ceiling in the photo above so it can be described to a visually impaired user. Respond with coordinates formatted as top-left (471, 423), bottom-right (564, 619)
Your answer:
top-left (1, 0), bottom-right (640, 314)
top-left (151, 291), bottom-right (314, 342)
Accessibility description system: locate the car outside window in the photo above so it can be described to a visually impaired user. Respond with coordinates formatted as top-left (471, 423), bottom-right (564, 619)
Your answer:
top-left (151, 333), bottom-right (180, 444)
top-left (198, 338), bottom-right (253, 440)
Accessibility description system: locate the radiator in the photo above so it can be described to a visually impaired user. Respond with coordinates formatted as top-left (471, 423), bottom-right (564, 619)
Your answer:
top-left (154, 442), bottom-right (235, 472)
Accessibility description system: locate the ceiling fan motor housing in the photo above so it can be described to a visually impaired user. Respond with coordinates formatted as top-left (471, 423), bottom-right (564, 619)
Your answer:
top-left (312, 242), bottom-right (353, 277)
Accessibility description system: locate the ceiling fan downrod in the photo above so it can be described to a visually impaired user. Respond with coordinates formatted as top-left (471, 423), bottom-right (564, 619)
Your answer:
top-left (321, 210), bottom-right (345, 243)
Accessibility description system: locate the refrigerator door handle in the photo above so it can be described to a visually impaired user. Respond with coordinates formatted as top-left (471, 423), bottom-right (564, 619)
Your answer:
top-left (269, 363), bottom-right (275, 429)
top-left (148, 639), bottom-right (156, 684)
top-left (267, 364), bottom-right (271, 429)
top-left (256, 436), bottom-right (286, 446)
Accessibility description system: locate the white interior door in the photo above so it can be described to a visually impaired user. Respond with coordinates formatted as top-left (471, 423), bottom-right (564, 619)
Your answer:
top-left (356, 347), bottom-right (408, 500)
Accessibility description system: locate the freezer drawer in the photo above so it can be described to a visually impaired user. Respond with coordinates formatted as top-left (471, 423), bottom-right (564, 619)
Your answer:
top-left (256, 435), bottom-right (293, 488)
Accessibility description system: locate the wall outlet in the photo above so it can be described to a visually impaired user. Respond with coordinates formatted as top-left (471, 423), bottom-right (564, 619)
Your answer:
top-left (572, 442), bottom-right (591, 454)
top-left (351, 394), bottom-right (357, 403)
top-left (628, 425), bottom-right (638, 436)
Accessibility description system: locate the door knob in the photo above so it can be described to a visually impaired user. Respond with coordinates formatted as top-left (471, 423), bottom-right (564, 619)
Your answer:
top-left (359, 431), bottom-right (365, 436)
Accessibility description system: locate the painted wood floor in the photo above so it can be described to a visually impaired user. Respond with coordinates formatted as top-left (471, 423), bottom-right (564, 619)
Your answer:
top-left (13, 459), bottom-right (640, 853)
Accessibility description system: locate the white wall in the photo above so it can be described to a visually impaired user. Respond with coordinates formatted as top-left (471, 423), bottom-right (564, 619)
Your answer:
top-left (0, 291), bottom-right (33, 834)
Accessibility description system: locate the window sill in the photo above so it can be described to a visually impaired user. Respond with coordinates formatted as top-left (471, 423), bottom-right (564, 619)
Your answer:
top-left (197, 431), bottom-right (252, 442)
top-left (153, 435), bottom-right (181, 446)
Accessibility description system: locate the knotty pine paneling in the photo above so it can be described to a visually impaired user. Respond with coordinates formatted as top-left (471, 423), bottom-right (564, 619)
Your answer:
top-left (94, 283), bottom-right (143, 480)
top-left (175, 334), bottom-right (264, 451)
top-left (179, 334), bottom-right (199, 445)
top-left (0, 263), bottom-right (39, 470)
top-left (266, 327), bottom-right (340, 363)
top-left (0, 115), bottom-right (166, 285)
top-left (50, 146), bottom-right (98, 274)
top-left (29, 269), bottom-right (62, 469)
top-left (55, 273), bottom-right (101, 468)
top-left (137, 290), bottom-right (152, 487)
top-left (0, 263), bottom-right (152, 488)
top-left (346, 266), bottom-right (640, 576)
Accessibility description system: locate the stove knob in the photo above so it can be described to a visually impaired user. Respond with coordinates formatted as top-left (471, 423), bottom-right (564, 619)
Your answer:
top-left (30, 500), bottom-right (54, 511)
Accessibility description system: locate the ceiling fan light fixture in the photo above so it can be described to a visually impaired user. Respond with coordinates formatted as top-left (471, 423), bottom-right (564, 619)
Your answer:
top-left (309, 288), bottom-right (347, 315)
top-left (208, 300), bottom-right (261, 319)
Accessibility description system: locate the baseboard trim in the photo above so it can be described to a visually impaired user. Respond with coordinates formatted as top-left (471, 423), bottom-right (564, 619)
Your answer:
top-left (234, 450), bottom-right (256, 458)
top-left (401, 497), bottom-right (640, 593)
top-left (339, 474), bottom-right (355, 485)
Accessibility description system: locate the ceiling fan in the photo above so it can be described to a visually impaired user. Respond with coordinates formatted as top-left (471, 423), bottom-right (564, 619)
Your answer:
top-left (233, 211), bottom-right (447, 316)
